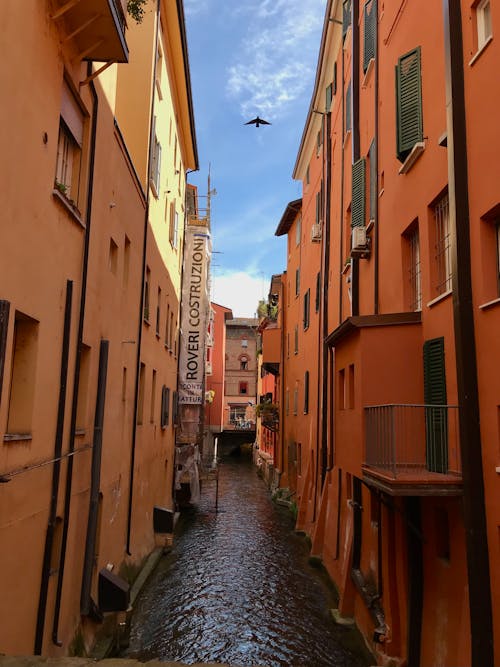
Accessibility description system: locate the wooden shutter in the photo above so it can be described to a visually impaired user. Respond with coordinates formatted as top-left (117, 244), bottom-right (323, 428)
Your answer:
top-left (333, 61), bottom-right (337, 95)
top-left (304, 371), bottom-right (310, 414)
top-left (423, 337), bottom-right (448, 473)
top-left (326, 84), bottom-right (333, 112)
top-left (351, 158), bottom-right (366, 228)
top-left (315, 272), bottom-right (321, 312)
top-left (363, 0), bottom-right (377, 73)
top-left (396, 47), bottom-right (423, 162)
top-left (303, 289), bottom-right (310, 330)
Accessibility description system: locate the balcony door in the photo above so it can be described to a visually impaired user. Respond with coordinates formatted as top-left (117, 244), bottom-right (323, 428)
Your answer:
top-left (423, 338), bottom-right (448, 473)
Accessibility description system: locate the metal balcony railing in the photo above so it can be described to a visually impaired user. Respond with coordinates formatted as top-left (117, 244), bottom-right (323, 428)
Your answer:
top-left (364, 404), bottom-right (461, 478)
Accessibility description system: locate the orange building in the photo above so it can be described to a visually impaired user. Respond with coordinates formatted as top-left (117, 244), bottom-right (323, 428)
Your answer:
top-left (204, 302), bottom-right (233, 462)
top-left (0, 0), bottom-right (197, 656)
top-left (263, 0), bottom-right (500, 665)
top-left (223, 318), bottom-right (258, 431)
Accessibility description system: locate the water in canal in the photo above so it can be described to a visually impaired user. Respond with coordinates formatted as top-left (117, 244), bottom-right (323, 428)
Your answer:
top-left (124, 453), bottom-right (369, 667)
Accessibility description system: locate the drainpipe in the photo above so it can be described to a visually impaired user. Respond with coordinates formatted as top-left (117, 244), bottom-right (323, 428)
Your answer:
top-left (51, 69), bottom-right (99, 647)
top-left (321, 111), bottom-right (332, 483)
top-left (442, 3), bottom-right (493, 665)
top-left (34, 280), bottom-right (73, 654)
top-left (126, 0), bottom-right (160, 555)
top-left (80, 340), bottom-right (109, 616)
top-left (339, 40), bottom-right (346, 322)
top-left (350, 0), bottom-right (360, 316)
top-left (373, 0), bottom-right (380, 315)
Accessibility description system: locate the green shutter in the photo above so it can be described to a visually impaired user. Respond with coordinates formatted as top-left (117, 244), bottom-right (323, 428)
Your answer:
top-left (396, 47), bottom-right (423, 162)
top-left (333, 61), bottom-right (337, 95)
top-left (304, 371), bottom-right (310, 414)
top-left (352, 158), bottom-right (366, 228)
top-left (423, 337), bottom-right (448, 473)
top-left (363, 0), bottom-right (377, 73)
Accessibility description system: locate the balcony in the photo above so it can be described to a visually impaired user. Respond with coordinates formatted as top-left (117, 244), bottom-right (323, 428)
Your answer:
top-left (51, 0), bottom-right (129, 63)
top-left (362, 404), bottom-right (462, 496)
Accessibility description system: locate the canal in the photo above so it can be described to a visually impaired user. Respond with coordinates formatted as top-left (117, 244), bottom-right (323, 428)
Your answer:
top-left (123, 453), bottom-right (370, 667)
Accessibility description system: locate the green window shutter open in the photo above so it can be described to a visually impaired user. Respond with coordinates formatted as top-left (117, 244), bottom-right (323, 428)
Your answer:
top-left (396, 46), bottom-right (423, 162)
top-left (363, 0), bottom-right (377, 73)
top-left (423, 337), bottom-right (447, 405)
top-left (352, 158), bottom-right (366, 228)
top-left (326, 84), bottom-right (333, 112)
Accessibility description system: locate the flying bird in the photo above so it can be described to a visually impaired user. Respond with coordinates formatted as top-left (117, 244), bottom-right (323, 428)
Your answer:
top-left (245, 116), bottom-right (271, 128)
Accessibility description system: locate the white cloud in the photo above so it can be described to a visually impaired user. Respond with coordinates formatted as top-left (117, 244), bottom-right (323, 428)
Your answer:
top-left (210, 270), bottom-right (269, 318)
top-left (226, 0), bottom-right (324, 119)
top-left (184, 0), bottom-right (209, 16)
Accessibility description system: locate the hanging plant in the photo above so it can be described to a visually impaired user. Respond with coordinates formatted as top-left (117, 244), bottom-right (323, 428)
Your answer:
top-left (127, 0), bottom-right (147, 23)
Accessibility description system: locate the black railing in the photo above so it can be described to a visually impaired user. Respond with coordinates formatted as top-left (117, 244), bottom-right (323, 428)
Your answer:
top-left (364, 404), bottom-right (461, 477)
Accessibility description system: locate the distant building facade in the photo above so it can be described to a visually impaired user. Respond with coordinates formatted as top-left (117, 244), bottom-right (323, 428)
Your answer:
top-left (223, 319), bottom-right (258, 430)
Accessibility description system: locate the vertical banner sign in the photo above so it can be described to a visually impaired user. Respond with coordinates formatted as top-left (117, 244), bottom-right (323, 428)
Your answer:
top-left (178, 225), bottom-right (211, 405)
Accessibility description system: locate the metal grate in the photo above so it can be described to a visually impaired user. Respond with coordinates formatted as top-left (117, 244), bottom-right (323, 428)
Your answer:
top-left (408, 227), bottom-right (422, 310)
top-left (434, 193), bottom-right (451, 295)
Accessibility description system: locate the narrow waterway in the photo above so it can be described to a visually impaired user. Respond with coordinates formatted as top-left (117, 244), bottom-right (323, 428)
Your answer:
top-left (124, 454), bottom-right (369, 667)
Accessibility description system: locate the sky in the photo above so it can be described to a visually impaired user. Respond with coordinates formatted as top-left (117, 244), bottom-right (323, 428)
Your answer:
top-left (183, 0), bottom-right (326, 317)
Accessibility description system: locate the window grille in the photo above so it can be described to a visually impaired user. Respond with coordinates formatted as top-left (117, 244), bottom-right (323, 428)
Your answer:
top-left (434, 193), bottom-right (451, 295)
top-left (408, 227), bottom-right (422, 311)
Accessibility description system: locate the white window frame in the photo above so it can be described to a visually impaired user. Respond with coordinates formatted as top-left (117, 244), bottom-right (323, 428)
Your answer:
top-left (477, 0), bottom-right (492, 50)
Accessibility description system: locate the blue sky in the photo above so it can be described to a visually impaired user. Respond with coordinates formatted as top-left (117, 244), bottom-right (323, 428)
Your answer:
top-left (183, 0), bottom-right (325, 317)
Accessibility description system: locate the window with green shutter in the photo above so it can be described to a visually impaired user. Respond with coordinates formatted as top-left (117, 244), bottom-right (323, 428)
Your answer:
top-left (303, 289), bottom-right (310, 330)
top-left (423, 337), bottom-right (448, 473)
top-left (369, 140), bottom-right (376, 220)
top-left (326, 83), bottom-right (333, 112)
top-left (363, 0), bottom-right (377, 73)
top-left (351, 158), bottom-right (366, 228)
top-left (304, 371), bottom-right (310, 414)
top-left (395, 47), bottom-right (423, 162)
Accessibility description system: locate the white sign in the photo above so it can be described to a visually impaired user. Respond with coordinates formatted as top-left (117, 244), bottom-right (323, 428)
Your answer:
top-left (178, 227), bottom-right (210, 404)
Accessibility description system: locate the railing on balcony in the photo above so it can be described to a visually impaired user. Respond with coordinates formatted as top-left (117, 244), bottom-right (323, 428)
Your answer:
top-left (364, 404), bottom-right (461, 478)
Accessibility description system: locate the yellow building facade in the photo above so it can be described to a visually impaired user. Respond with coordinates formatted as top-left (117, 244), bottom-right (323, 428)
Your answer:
top-left (0, 0), bottom-right (196, 656)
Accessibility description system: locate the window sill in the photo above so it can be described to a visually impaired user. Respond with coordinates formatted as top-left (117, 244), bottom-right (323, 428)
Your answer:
top-left (427, 289), bottom-right (452, 308)
top-left (4, 433), bottom-right (32, 442)
top-left (149, 180), bottom-right (159, 199)
top-left (479, 296), bottom-right (500, 311)
top-left (398, 141), bottom-right (426, 174)
top-left (143, 317), bottom-right (150, 326)
top-left (343, 130), bottom-right (352, 149)
top-left (52, 189), bottom-right (84, 228)
top-left (469, 35), bottom-right (493, 67)
top-left (75, 428), bottom-right (86, 436)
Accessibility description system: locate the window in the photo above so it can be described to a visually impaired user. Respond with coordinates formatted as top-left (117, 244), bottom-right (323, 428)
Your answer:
top-left (155, 43), bottom-right (163, 98)
top-left (305, 167), bottom-right (310, 186)
top-left (315, 272), bottom-right (321, 312)
top-left (339, 368), bottom-right (346, 410)
top-left (123, 235), bottom-right (130, 287)
top-left (315, 191), bottom-right (322, 225)
top-left (405, 224), bottom-right (422, 311)
top-left (304, 371), bottom-right (310, 414)
top-left (286, 388), bottom-right (290, 415)
top-left (122, 366), bottom-right (127, 402)
top-left (476, 0), bottom-right (492, 50)
top-left (169, 204), bottom-right (179, 249)
top-left (433, 193), bottom-right (451, 295)
top-left (296, 215), bottom-right (302, 246)
top-left (363, 0), bottom-right (376, 72)
top-left (326, 83), bottom-right (333, 112)
top-left (348, 364), bottom-right (355, 409)
top-left (368, 140), bottom-right (376, 221)
top-left (345, 81), bottom-right (352, 133)
top-left (240, 357), bottom-right (248, 370)
top-left (161, 385), bottom-right (170, 428)
top-left (6, 312), bottom-right (39, 436)
top-left (150, 369), bottom-right (157, 423)
top-left (144, 267), bottom-right (150, 321)
top-left (496, 222), bottom-right (500, 295)
top-left (239, 382), bottom-right (248, 395)
top-left (172, 390), bottom-right (179, 425)
top-left (352, 158), bottom-right (366, 228)
top-left (303, 288), bottom-right (310, 330)
top-left (156, 287), bottom-right (161, 336)
top-left (293, 386), bottom-right (298, 415)
top-left (241, 338), bottom-right (248, 348)
top-left (149, 117), bottom-right (161, 196)
top-left (295, 268), bottom-right (300, 296)
top-left (395, 47), bottom-right (423, 162)
top-left (165, 303), bottom-right (170, 347)
top-left (294, 324), bottom-right (299, 354)
top-left (55, 82), bottom-right (87, 210)
top-left (229, 405), bottom-right (247, 425)
top-left (423, 337), bottom-right (448, 473)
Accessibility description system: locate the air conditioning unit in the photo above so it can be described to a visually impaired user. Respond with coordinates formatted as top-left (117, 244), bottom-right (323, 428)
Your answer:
top-left (351, 226), bottom-right (370, 256)
top-left (311, 223), bottom-right (322, 242)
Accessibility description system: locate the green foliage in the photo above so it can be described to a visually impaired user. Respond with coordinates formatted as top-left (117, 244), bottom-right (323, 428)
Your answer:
top-left (68, 627), bottom-right (87, 657)
top-left (127, 0), bottom-right (147, 23)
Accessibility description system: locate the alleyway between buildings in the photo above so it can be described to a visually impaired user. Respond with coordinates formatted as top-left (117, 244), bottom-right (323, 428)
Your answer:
top-left (121, 453), bottom-right (371, 667)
